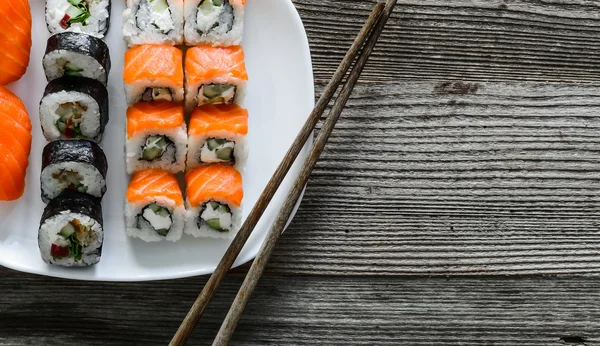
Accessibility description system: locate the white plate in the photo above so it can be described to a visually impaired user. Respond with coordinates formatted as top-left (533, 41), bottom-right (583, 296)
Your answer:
top-left (0, 0), bottom-right (314, 281)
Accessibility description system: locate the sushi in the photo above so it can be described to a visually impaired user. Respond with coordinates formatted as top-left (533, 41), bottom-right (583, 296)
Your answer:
top-left (39, 77), bottom-right (109, 142)
top-left (184, 45), bottom-right (247, 109)
top-left (125, 168), bottom-right (185, 242)
top-left (187, 104), bottom-right (248, 171)
top-left (123, 0), bottom-right (184, 46)
top-left (126, 101), bottom-right (187, 174)
top-left (185, 165), bottom-right (243, 239)
top-left (38, 189), bottom-right (103, 267)
top-left (43, 32), bottom-right (111, 86)
top-left (184, 0), bottom-right (245, 46)
top-left (45, 0), bottom-right (111, 38)
top-left (41, 140), bottom-right (108, 204)
top-left (123, 44), bottom-right (184, 105)
top-left (0, 87), bottom-right (32, 201)
top-left (0, 0), bottom-right (31, 85)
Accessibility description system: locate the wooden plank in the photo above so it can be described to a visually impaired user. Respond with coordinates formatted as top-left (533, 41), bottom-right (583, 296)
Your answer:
top-left (267, 81), bottom-right (600, 276)
top-left (295, 0), bottom-right (600, 82)
top-left (1, 269), bottom-right (599, 345)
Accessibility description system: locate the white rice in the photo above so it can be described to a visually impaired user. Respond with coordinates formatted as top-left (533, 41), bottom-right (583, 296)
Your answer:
top-left (184, 0), bottom-right (244, 46)
top-left (39, 91), bottom-right (103, 142)
top-left (123, 0), bottom-right (184, 46)
top-left (185, 201), bottom-right (242, 240)
top-left (46, 0), bottom-right (110, 38)
top-left (125, 196), bottom-right (185, 242)
top-left (43, 50), bottom-right (108, 85)
top-left (125, 82), bottom-right (185, 106)
top-left (187, 131), bottom-right (247, 172)
top-left (39, 211), bottom-right (103, 266)
top-left (125, 125), bottom-right (188, 174)
top-left (41, 162), bottom-right (106, 202)
top-left (185, 80), bottom-right (246, 111)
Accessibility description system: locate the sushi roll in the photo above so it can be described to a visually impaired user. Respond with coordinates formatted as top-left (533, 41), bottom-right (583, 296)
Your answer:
top-left (125, 169), bottom-right (185, 242)
top-left (38, 189), bottom-right (103, 267)
top-left (185, 165), bottom-right (243, 239)
top-left (123, 0), bottom-right (184, 46)
top-left (41, 140), bottom-right (108, 204)
top-left (184, 45), bottom-right (247, 110)
top-left (43, 32), bottom-right (111, 85)
top-left (126, 101), bottom-right (187, 174)
top-left (0, 87), bottom-right (32, 201)
top-left (184, 0), bottom-right (245, 46)
top-left (45, 0), bottom-right (111, 38)
top-left (187, 104), bottom-right (248, 171)
top-left (123, 44), bottom-right (184, 105)
top-left (39, 77), bottom-right (109, 142)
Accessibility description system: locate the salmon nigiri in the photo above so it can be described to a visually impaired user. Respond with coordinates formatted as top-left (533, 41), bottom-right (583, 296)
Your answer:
top-left (184, 45), bottom-right (247, 109)
top-left (0, 0), bottom-right (31, 85)
top-left (185, 165), bottom-right (243, 239)
top-left (0, 87), bottom-right (32, 200)
top-left (125, 169), bottom-right (185, 242)
top-left (187, 104), bottom-right (248, 171)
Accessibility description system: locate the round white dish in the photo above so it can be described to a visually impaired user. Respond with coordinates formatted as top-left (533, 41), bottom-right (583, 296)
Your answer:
top-left (0, 0), bottom-right (314, 281)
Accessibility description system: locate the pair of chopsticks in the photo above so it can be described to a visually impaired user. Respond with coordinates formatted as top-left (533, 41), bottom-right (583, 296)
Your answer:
top-left (170, 1), bottom-right (398, 345)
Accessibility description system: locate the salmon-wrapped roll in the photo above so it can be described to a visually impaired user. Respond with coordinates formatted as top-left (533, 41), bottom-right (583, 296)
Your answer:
top-left (125, 169), bottom-right (185, 242)
top-left (184, 45), bottom-right (247, 110)
top-left (187, 104), bottom-right (248, 171)
top-left (185, 165), bottom-right (243, 239)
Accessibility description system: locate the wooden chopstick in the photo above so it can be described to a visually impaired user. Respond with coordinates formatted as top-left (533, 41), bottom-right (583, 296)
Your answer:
top-left (169, 3), bottom-right (388, 346)
top-left (211, 1), bottom-right (398, 345)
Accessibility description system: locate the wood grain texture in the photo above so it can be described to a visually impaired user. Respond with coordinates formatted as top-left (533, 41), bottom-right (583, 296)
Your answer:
top-left (295, 0), bottom-right (600, 83)
top-left (1, 271), bottom-right (600, 345)
top-left (268, 81), bottom-right (600, 276)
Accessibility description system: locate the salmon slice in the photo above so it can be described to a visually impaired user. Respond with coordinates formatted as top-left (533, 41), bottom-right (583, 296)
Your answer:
top-left (185, 45), bottom-right (248, 85)
top-left (0, 0), bottom-right (31, 85)
top-left (186, 165), bottom-right (243, 208)
top-left (123, 45), bottom-right (184, 86)
top-left (189, 104), bottom-right (248, 136)
top-left (0, 87), bottom-right (31, 200)
top-left (126, 169), bottom-right (183, 206)
top-left (127, 101), bottom-right (185, 138)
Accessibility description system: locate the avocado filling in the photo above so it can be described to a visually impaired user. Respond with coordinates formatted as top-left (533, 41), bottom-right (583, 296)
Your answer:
top-left (197, 84), bottom-right (236, 105)
top-left (52, 169), bottom-right (88, 194)
top-left (141, 135), bottom-right (172, 161)
top-left (55, 102), bottom-right (87, 138)
top-left (56, 57), bottom-right (84, 77)
top-left (196, 0), bottom-right (234, 35)
top-left (142, 87), bottom-right (173, 102)
top-left (136, 0), bottom-right (175, 34)
top-left (198, 201), bottom-right (232, 232)
top-left (59, 0), bottom-right (91, 29)
top-left (51, 219), bottom-right (96, 260)
top-left (138, 203), bottom-right (172, 236)
top-left (200, 138), bottom-right (235, 164)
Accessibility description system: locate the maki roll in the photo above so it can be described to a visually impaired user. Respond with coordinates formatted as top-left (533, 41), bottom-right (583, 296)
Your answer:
top-left (43, 32), bottom-right (111, 86)
top-left (184, 0), bottom-right (245, 46)
top-left (39, 77), bottom-right (109, 142)
top-left (126, 101), bottom-right (187, 174)
top-left (45, 0), bottom-right (111, 38)
top-left (123, 44), bottom-right (184, 105)
top-left (38, 189), bottom-right (103, 267)
top-left (185, 165), bottom-right (243, 239)
top-left (123, 0), bottom-right (184, 46)
top-left (187, 104), bottom-right (248, 171)
top-left (125, 169), bottom-right (185, 242)
top-left (41, 140), bottom-right (108, 203)
top-left (184, 45), bottom-right (247, 110)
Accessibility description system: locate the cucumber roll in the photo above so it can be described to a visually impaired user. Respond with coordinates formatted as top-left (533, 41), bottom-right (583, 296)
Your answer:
top-left (43, 32), bottom-right (111, 86)
top-left (39, 77), bottom-right (109, 142)
top-left (183, 0), bottom-right (244, 46)
top-left (123, 0), bottom-right (184, 46)
top-left (38, 190), bottom-right (103, 267)
top-left (45, 0), bottom-right (111, 38)
top-left (41, 140), bottom-right (108, 204)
